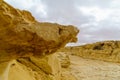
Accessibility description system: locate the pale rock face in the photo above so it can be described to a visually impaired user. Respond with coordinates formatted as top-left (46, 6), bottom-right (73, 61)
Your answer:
top-left (56, 52), bottom-right (70, 68)
top-left (0, 1), bottom-right (79, 80)
top-left (29, 54), bottom-right (61, 80)
top-left (0, 54), bottom-right (60, 80)
top-left (7, 54), bottom-right (61, 80)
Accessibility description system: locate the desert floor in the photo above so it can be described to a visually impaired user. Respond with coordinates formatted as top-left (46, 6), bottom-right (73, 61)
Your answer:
top-left (68, 55), bottom-right (120, 80)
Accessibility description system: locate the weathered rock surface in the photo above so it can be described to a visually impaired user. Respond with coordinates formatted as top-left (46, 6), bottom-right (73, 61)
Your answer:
top-left (61, 41), bottom-right (120, 63)
top-left (56, 52), bottom-right (76, 80)
top-left (56, 52), bottom-right (70, 68)
top-left (0, 54), bottom-right (61, 80)
top-left (0, 0), bottom-right (79, 62)
top-left (0, 1), bottom-right (79, 80)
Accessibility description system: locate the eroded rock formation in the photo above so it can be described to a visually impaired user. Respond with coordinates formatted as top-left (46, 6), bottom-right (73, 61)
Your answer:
top-left (0, 0), bottom-right (79, 80)
top-left (0, 0), bottom-right (79, 62)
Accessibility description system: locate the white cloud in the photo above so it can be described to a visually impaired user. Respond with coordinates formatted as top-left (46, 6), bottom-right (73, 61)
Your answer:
top-left (111, 0), bottom-right (120, 8)
top-left (78, 6), bottom-right (111, 22)
top-left (32, 2), bottom-right (47, 18)
top-left (80, 22), bottom-right (98, 28)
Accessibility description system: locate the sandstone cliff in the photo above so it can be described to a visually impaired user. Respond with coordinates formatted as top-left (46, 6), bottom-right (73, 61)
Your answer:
top-left (60, 40), bottom-right (120, 63)
top-left (0, 0), bottom-right (79, 80)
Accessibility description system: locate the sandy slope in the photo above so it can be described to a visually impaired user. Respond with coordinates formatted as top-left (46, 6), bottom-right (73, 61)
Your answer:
top-left (69, 55), bottom-right (120, 80)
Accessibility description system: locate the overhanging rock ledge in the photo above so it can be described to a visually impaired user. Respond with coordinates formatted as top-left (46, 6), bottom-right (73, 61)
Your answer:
top-left (0, 1), bottom-right (79, 62)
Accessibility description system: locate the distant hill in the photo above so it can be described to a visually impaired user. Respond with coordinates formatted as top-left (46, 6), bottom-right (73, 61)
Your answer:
top-left (60, 40), bottom-right (120, 63)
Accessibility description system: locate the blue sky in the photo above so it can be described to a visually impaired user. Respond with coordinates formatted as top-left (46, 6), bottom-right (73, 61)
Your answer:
top-left (5, 0), bottom-right (120, 46)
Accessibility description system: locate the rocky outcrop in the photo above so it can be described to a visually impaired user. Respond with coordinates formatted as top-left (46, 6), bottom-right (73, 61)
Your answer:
top-left (61, 41), bottom-right (120, 63)
top-left (0, 1), bottom-right (79, 80)
top-left (0, 1), bottom-right (79, 62)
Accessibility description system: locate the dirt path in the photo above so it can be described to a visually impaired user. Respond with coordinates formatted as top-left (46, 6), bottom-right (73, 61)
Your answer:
top-left (69, 55), bottom-right (120, 80)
